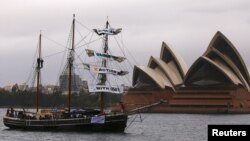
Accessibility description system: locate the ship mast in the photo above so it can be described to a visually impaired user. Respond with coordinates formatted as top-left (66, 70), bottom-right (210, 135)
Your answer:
top-left (99, 21), bottom-right (109, 113)
top-left (36, 31), bottom-right (43, 113)
top-left (89, 19), bottom-right (124, 113)
top-left (68, 14), bottom-right (75, 112)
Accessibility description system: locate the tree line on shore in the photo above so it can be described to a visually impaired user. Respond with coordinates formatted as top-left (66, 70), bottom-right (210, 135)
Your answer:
top-left (0, 90), bottom-right (122, 109)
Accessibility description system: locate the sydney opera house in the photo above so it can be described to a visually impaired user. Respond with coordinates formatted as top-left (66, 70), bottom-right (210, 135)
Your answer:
top-left (122, 31), bottom-right (250, 113)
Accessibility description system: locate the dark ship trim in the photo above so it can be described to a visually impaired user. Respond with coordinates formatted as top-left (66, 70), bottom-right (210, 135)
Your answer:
top-left (3, 114), bottom-right (127, 132)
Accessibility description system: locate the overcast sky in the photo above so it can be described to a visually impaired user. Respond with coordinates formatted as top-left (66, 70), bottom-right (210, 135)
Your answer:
top-left (1, 0), bottom-right (250, 87)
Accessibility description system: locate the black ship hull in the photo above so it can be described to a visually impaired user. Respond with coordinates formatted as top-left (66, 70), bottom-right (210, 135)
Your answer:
top-left (3, 114), bottom-right (127, 132)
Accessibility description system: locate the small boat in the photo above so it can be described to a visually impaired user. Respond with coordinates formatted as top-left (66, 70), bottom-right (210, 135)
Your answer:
top-left (3, 15), bottom-right (128, 132)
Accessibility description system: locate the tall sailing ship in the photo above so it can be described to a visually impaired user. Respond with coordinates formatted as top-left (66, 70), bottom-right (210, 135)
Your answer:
top-left (3, 15), bottom-right (129, 132)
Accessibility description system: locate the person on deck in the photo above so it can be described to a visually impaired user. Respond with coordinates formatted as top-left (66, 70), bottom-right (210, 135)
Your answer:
top-left (119, 101), bottom-right (126, 113)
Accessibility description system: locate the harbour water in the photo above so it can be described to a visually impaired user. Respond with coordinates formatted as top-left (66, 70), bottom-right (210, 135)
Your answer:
top-left (1, 108), bottom-right (250, 141)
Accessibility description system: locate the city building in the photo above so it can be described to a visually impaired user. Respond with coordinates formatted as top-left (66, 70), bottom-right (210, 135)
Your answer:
top-left (59, 73), bottom-right (82, 95)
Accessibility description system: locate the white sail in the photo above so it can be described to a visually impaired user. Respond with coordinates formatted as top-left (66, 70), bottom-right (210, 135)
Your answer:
top-left (88, 84), bottom-right (124, 94)
top-left (85, 49), bottom-right (126, 63)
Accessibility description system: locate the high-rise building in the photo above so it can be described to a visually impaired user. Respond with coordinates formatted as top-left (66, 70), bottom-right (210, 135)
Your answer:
top-left (59, 74), bottom-right (82, 95)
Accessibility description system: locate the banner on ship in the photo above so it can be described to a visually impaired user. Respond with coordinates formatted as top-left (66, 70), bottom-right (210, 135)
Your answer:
top-left (88, 85), bottom-right (124, 94)
top-left (91, 115), bottom-right (105, 124)
top-left (85, 49), bottom-right (126, 63)
top-left (83, 63), bottom-right (128, 76)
